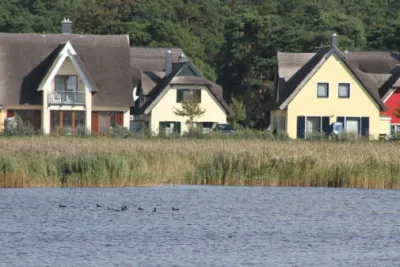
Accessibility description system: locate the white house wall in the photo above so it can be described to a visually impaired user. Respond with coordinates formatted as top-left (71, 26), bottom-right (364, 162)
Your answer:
top-left (150, 85), bottom-right (227, 134)
top-left (42, 57), bottom-right (92, 134)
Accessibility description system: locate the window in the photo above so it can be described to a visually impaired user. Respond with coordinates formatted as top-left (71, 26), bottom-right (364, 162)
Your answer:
top-left (177, 89), bottom-right (201, 103)
top-left (7, 110), bottom-right (41, 129)
top-left (273, 116), bottom-right (286, 131)
top-left (296, 116), bottom-right (330, 139)
top-left (198, 122), bottom-right (215, 133)
top-left (346, 118), bottom-right (359, 133)
top-left (317, 83), bottom-right (329, 98)
top-left (391, 125), bottom-right (400, 136)
top-left (160, 121), bottom-right (181, 135)
top-left (306, 117), bottom-right (321, 133)
top-left (92, 111), bottom-right (123, 134)
top-left (336, 117), bottom-right (369, 136)
top-left (99, 112), bottom-right (117, 132)
top-left (50, 111), bottom-right (85, 134)
top-left (55, 75), bottom-right (77, 91)
top-left (338, 83), bottom-right (350, 98)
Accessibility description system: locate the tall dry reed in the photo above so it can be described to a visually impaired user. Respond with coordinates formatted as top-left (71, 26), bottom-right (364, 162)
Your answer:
top-left (0, 136), bottom-right (398, 189)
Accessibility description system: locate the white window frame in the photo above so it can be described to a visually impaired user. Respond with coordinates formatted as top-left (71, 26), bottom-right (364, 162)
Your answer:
top-left (340, 117), bottom-right (363, 135)
top-left (305, 116), bottom-right (322, 135)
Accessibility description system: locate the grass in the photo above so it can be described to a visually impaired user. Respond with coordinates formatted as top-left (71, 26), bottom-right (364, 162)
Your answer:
top-left (0, 136), bottom-right (398, 189)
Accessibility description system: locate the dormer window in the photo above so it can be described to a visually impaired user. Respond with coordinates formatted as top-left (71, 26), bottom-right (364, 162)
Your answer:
top-left (177, 89), bottom-right (201, 103)
top-left (55, 75), bottom-right (77, 91)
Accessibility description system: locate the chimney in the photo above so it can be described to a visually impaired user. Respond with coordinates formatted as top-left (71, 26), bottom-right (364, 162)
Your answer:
top-left (165, 49), bottom-right (172, 75)
top-left (331, 33), bottom-right (338, 47)
top-left (62, 18), bottom-right (72, 35)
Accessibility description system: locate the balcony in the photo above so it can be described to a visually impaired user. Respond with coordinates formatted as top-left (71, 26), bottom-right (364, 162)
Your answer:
top-left (48, 91), bottom-right (85, 106)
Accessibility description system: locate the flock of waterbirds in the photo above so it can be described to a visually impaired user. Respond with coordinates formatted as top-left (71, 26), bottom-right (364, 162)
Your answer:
top-left (58, 204), bottom-right (179, 212)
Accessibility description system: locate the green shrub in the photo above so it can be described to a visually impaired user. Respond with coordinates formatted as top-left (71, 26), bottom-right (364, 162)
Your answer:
top-left (305, 132), bottom-right (328, 141)
top-left (4, 115), bottom-right (38, 136)
top-left (109, 125), bottom-right (131, 139)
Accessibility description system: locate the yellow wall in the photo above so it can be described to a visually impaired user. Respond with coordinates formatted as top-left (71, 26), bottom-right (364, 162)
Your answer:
top-left (285, 54), bottom-right (383, 139)
top-left (150, 85), bottom-right (227, 134)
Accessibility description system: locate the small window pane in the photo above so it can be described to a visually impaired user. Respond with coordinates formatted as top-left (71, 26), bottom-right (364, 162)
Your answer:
top-left (339, 83), bottom-right (350, 98)
top-left (110, 112), bottom-right (116, 128)
top-left (66, 76), bottom-right (77, 91)
top-left (55, 76), bottom-right (65, 91)
top-left (51, 111), bottom-right (61, 133)
top-left (346, 118), bottom-right (359, 133)
top-left (306, 117), bottom-right (321, 133)
top-left (63, 111), bottom-right (73, 134)
top-left (317, 83), bottom-right (328, 98)
top-left (75, 112), bottom-right (85, 132)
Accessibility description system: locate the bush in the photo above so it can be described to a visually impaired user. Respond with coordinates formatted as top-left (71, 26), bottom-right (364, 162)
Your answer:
top-left (4, 115), bottom-right (38, 136)
top-left (182, 126), bottom-right (208, 139)
top-left (389, 132), bottom-right (400, 141)
top-left (109, 125), bottom-right (131, 139)
top-left (305, 132), bottom-right (328, 141)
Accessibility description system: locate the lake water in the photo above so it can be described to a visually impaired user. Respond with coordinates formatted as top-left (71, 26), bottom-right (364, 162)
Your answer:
top-left (0, 186), bottom-right (399, 267)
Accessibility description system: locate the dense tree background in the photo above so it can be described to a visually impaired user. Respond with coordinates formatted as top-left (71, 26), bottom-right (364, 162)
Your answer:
top-left (1, 0), bottom-right (400, 127)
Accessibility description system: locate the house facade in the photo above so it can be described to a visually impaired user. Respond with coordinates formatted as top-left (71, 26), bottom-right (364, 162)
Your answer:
top-left (0, 19), bottom-right (132, 134)
top-left (267, 34), bottom-right (400, 139)
top-left (130, 48), bottom-right (233, 134)
top-left (379, 70), bottom-right (400, 135)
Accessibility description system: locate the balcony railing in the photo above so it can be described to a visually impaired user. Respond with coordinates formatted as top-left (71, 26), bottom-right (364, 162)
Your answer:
top-left (48, 91), bottom-right (85, 106)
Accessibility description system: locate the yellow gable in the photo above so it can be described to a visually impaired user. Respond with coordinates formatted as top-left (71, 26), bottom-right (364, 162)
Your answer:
top-left (285, 53), bottom-right (383, 138)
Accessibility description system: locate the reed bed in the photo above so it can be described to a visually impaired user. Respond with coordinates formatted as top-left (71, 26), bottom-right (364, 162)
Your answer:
top-left (0, 136), bottom-right (398, 189)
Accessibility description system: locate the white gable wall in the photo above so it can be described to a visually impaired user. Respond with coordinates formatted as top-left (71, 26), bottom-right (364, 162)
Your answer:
top-left (150, 85), bottom-right (227, 134)
top-left (42, 57), bottom-right (92, 134)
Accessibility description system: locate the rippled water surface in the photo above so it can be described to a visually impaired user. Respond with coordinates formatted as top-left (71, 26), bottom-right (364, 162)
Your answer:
top-left (0, 186), bottom-right (399, 267)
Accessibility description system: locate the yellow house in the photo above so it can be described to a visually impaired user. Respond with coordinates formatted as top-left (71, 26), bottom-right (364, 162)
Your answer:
top-left (131, 49), bottom-right (233, 134)
top-left (267, 34), bottom-right (391, 139)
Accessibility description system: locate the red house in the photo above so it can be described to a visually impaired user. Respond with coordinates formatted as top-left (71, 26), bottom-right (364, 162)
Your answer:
top-left (381, 71), bottom-right (400, 135)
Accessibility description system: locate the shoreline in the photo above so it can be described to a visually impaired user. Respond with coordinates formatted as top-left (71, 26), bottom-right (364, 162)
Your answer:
top-left (0, 137), bottom-right (399, 189)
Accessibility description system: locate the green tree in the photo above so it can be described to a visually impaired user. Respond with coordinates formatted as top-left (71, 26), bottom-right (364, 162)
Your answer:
top-left (173, 97), bottom-right (205, 132)
top-left (227, 96), bottom-right (246, 128)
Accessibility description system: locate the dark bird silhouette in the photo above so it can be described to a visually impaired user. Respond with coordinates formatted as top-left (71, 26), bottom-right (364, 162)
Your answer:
top-left (138, 207), bottom-right (143, 211)
top-left (59, 204), bottom-right (66, 208)
top-left (121, 205), bottom-right (128, 211)
top-left (153, 208), bottom-right (157, 212)
top-left (172, 207), bottom-right (179, 211)
top-left (96, 204), bottom-right (101, 208)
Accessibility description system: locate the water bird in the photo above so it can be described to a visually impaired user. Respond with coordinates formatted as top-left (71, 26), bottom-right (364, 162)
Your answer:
top-left (153, 208), bottom-right (157, 212)
top-left (96, 204), bottom-right (101, 207)
top-left (121, 205), bottom-right (128, 211)
top-left (138, 207), bottom-right (143, 211)
top-left (59, 204), bottom-right (66, 208)
top-left (172, 207), bottom-right (179, 211)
